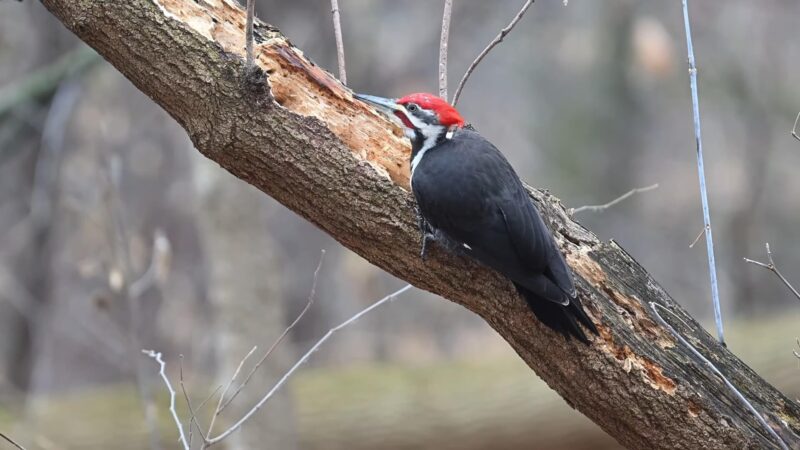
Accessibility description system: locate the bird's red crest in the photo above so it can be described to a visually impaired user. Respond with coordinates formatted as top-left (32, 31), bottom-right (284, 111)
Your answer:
top-left (397, 93), bottom-right (465, 127)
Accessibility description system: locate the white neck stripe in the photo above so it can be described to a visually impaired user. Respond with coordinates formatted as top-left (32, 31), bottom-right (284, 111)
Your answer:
top-left (410, 135), bottom-right (438, 180)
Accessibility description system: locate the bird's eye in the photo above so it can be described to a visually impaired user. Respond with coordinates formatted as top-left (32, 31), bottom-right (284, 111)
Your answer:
top-left (407, 103), bottom-right (419, 112)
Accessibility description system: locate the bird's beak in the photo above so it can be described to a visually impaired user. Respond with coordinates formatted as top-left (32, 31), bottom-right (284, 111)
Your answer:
top-left (353, 93), bottom-right (401, 113)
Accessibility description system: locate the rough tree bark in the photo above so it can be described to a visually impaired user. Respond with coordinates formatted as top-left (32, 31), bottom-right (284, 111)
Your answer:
top-left (38, 1), bottom-right (800, 449)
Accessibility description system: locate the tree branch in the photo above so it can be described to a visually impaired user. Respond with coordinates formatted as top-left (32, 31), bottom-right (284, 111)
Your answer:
top-left (681, 0), bottom-right (725, 345)
top-left (0, 431), bottom-right (26, 450)
top-left (744, 243), bottom-right (800, 302)
top-left (39, 1), bottom-right (800, 447)
top-left (438, 0), bottom-right (453, 100)
top-left (451, 0), bottom-right (534, 106)
top-left (142, 350), bottom-right (190, 450)
top-left (206, 284), bottom-right (412, 446)
top-left (570, 183), bottom-right (658, 215)
top-left (245, 0), bottom-right (256, 68)
top-left (218, 249), bottom-right (325, 412)
top-left (330, 0), bottom-right (347, 85)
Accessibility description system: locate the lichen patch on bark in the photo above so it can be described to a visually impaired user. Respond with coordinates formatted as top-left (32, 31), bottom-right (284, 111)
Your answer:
top-left (151, 0), bottom-right (412, 187)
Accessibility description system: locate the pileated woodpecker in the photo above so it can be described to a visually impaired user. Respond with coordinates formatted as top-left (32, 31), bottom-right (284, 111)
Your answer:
top-left (355, 92), bottom-right (598, 343)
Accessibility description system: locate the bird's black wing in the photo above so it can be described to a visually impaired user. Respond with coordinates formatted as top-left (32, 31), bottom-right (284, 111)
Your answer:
top-left (411, 129), bottom-right (570, 304)
top-left (499, 189), bottom-right (577, 299)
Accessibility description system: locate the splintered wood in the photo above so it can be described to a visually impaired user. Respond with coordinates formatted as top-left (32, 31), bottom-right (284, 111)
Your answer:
top-left (152, 0), bottom-right (412, 187)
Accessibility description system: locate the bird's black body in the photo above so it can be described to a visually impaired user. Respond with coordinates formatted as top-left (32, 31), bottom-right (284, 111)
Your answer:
top-left (353, 91), bottom-right (597, 343)
top-left (411, 128), bottom-right (598, 343)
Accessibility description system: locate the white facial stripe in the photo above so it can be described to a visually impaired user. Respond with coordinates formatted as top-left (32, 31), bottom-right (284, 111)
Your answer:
top-left (410, 131), bottom-right (440, 181)
top-left (399, 104), bottom-right (448, 183)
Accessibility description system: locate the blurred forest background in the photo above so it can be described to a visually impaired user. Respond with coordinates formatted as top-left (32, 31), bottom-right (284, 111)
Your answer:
top-left (1, 1), bottom-right (799, 449)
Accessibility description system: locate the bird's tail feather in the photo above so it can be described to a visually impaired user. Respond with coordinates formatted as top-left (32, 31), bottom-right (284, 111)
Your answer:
top-left (514, 283), bottom-right (598, 344)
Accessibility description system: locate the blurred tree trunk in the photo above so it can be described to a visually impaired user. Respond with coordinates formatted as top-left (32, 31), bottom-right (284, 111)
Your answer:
top-left (39, 1), bottom-right (800, 448)
top-left (194, 155), bottom-right (297, 450)
top-left (0, 8), bottom-right (79, 394)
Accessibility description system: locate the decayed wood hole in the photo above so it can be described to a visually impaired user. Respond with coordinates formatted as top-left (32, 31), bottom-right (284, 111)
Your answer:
top-left (152, 0), bottom-right (413, 187)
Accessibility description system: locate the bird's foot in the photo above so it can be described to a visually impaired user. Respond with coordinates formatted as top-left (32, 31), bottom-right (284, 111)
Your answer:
top-left (420, 233), bottom-right (435, 262)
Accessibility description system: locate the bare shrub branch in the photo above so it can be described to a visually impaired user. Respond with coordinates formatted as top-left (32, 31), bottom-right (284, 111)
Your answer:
top-left (205, 284), bottom-right (413, 446)
top-left (142, 350), bottom-right (190, 450)
top-left (744, 243), bottom-right (800, 301)
top-left (570, 183), bottom-right (659, 215)
top-left (0, 431), bottom-right (26, 450)
top-left (179, 355), bottom-right (207, 445)
top-left (791, 111), bottom-right (800, 142)
top-left (451, 0), bottom-right (534, 106)
top-left (219, 249), bottom-right (326, 412)
top-left (205, 345), bottom-right (257, 441)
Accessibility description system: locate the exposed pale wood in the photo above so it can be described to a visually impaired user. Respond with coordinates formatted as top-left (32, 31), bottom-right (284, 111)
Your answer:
top-left (39, 1), bottom-right (800, 448)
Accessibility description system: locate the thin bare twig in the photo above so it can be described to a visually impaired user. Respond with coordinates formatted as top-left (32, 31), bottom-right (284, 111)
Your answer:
top-left (0, 431), bottom-right (26, 450)
top-left (179, 355), bottom-right (207, 445)
top-left (205, 284), bottom-right (413, 446)
top-left (744, 243), bottom-right (800, 301)
top-left (681, 0), bottom-right (724, 345)
top-left (142, 350), bottom-right (190, 450)
top-left (205, 345), bottom-right (257, 441)
top-left (330, 0), bottom-right (347, 84)
top-left (438, 0), bottom-right (453, 99)
top-left (649, 303), bottom-right (789, 450)
top-left (245, 0), bottom-right (256, 68)
top-left (688, 225), bottom-right (708, 249)
top-left (791, 111), bottom-right (800, 142)
top-left (219, 250), bottom-right (326, 412)
top-left (451, 0), bottom-right (534, 106)
top-left (570, 183), bottom-right (658, 215)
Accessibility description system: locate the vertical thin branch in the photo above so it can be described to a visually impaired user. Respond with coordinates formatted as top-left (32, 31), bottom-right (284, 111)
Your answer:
top-left (142, 350), bottom-right (190, 450)
top-left (438, 0), bottom-right (453, 99)
top-left (451, 0), bottom-right (534, 106)
top-left (330, 0), bottom-right (347, 84)
top-left (681, 0), bottom-right (725, 345)
top-left (205, 284), bottom-right (413, 446)
top-left (245, 0), bottom-right (256, 68)
top-left (791, 111), bottom-right (800, 142)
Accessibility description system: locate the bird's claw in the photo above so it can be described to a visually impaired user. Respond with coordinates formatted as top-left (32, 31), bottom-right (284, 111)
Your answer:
top-left (417, 209), bottom-right (434, 262)
top-left (420, 233), bottom-right (435, 261)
